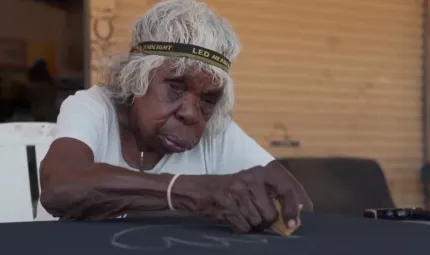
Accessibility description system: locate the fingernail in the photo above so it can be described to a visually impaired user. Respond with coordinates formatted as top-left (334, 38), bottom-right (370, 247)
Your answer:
top-left (287, 219), bottom-right (296, 228)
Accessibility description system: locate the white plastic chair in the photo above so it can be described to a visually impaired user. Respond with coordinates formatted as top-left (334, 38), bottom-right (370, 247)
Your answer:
top-left (0, 122), bottom-right (57, 222)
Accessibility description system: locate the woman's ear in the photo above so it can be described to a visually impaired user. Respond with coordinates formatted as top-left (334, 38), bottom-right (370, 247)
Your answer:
top-left (125, 95), bottom-right (135, 106)
top-left (129, 46), bottom-right (140, 54)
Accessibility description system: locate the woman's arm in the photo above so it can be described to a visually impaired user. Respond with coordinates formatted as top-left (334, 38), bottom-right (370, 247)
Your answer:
top-left (40, 138), bottom-right (216, 220)
top-left (41, 137), bottom-right (312, 231)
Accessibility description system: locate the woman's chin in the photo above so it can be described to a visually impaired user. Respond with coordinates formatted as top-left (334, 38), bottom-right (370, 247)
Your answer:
top-left (160, 136), bottom-right (189, 154)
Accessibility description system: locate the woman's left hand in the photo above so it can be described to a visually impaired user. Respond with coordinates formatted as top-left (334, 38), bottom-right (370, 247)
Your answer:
top-left (198, 160), bottom-right (313, 233)
top-left (254, 160), bottom-right (313, 212)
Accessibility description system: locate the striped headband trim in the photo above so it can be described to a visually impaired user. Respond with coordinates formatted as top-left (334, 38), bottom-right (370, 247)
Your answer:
top-left (137, 41), bottom-right (231, 72)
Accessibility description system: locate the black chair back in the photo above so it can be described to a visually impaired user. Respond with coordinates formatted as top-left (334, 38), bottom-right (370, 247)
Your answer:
top-left (421, 163), bottom-right (430, 208)
top-left (278, 157), bottom-right (395, 216)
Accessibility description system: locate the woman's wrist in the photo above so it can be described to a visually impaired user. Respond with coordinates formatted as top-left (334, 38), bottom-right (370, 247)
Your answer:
top-left (170, 174), bottom-right (221, 212)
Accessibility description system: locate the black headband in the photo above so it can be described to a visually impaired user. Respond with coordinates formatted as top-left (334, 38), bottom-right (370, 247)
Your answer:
top-left (137, 42), bottom-right (231, 72)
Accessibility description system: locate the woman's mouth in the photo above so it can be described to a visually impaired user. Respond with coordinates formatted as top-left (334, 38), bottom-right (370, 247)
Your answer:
top-left (160, 136), bottom-right (189, 153)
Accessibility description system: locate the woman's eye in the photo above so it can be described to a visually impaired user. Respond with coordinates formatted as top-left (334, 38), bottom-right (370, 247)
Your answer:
top-left (200, 99), bottom-right (217, 115)
top-left (169, 84), bottom-right (184, 95)
top-left (202, 98), bottom-right (217, 105)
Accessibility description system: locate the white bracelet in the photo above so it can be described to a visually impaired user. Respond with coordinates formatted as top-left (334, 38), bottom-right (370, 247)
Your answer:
top-left (167, 173), bottom-right (182, 211)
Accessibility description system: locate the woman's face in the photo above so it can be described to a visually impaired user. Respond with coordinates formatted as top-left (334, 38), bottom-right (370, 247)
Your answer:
top-left (129, 62), bottom-right (223, 154)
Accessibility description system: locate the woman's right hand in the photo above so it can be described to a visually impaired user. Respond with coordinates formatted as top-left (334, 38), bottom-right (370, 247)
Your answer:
top-left (198, 162), bottom-right (312, 233)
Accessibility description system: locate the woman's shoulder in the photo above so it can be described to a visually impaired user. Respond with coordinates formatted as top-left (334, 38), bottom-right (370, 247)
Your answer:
top-left (199, 120), bottom-right (243, 150)
top-left (201, 120), bottom-right (267, 155)
top-left (54, 85), bottom-right (118, 157)
top-left (66, 85), bottom-right (112, 105)
top-left (205, 121), bottom-right (243, 141)
top-left (60, 85), bottom-right (115, 117)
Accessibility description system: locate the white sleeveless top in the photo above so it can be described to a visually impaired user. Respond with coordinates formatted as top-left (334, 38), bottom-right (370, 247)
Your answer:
top-left (35, 85), bottom-right (275, 221)
top-left (53, 85), bottom-right (274, 175)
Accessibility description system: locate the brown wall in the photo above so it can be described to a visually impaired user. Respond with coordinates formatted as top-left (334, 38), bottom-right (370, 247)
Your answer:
top-left (0, 0), bottom-right (65, 44)
top-left (0, 0), bottom-right (66, 72)
top-left (58, 1), bottom-right (85, 77)
top-left (89, 0), bottom-right (424, 207)
top-left (0, 0), bottom-right (84, 76)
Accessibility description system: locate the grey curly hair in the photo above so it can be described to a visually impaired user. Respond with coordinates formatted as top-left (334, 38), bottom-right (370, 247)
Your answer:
top-left (102, 0), bottom-right (241, 136)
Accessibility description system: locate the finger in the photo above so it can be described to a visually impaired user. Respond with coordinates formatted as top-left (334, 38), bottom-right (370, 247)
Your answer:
top-left (225, 213), bottom-right (251, 233)
top-left (212, 194), bottom-right (251, 233)
top-left (271, 201), bottom-right (303, 236)
top-left (226, 195), bottom-right (251, 233)
top-left (301, 195), bottom-right (314, 212)
top-left (207, 192), bottom-right (235, 221)
top-left (290, 182), bottom-right (314, 212)
top-left (248, 183), bottom-right (278, 228)
top-left (210, 208), bottom-right (226, 223)
top-left (279, 189), bottom-right (299, 227)
top-left (237, 195), bottom-right (262, 227)
top-left (295, 204), bottom-right (304, 226)
top-left (201, 202), bottom-right (218, 218)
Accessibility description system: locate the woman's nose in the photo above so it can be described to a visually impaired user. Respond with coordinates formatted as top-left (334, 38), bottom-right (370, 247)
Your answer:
top-left (176, 97), bottom-right (199, 125)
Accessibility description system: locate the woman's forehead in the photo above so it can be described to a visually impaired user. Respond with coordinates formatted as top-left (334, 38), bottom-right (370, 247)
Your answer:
top-left (154, 62), bottom-right (224, 91)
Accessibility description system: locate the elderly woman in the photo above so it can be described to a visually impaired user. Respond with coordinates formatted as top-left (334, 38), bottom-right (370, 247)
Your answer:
top-left (40, 0), bottom-right (312, 233)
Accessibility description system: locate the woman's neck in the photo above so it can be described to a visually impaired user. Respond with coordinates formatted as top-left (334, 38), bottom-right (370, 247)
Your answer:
top-left (116, 103), bottom-right (164, 170)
